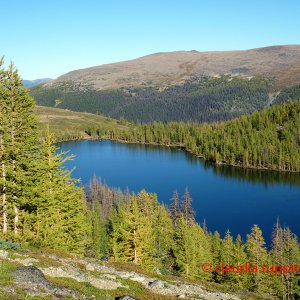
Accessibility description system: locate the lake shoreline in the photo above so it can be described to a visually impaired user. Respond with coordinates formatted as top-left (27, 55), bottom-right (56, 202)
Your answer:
top-left (56, 136), bottom-right (300, 174)
top-left (58, 139), bottom-right (300, 243)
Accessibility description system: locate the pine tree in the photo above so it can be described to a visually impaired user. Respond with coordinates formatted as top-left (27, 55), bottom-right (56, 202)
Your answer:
top-left (89, 200), bottom-right (109, 258)
top-left (34, 125), bottom-right (88, 253)
top-left (211, 231), bottom-right (223, 282)
top-left (181, 187), bottom-right (195, 225)
top-left (174, 215), bottom-right (211, 280)
top-left (109, 192), bottom-right (156, 270)
top-left (0, 61), bottom-right (38, 240)
top-left (282, 227), bottom-right (300, 299)
top-left (233, 234), bottom-right (248, 288)
top-left (174, 215), bottom-right (192, 278)
top-left (246, 225), bottom-right (269, 294)
top-left (270, 218), bottom-right (285, 298)
top-left (170, 190), bottom-right (181, 226)
top-left (221, 230), bottom-right (235, 284)
top-left (153, 204), bottom-right (175, 273)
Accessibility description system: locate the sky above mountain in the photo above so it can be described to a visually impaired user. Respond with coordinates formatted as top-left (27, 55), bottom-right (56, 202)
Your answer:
top-left (2, 0), bottom-right (300, 79)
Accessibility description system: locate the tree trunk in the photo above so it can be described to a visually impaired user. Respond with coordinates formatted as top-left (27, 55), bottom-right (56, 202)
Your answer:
top-left (0, 130), bottom-right (7, 234)
top-left (11, 118), bottom-right (18, 235)
top-left (133, 225), bottom-right (138, 264)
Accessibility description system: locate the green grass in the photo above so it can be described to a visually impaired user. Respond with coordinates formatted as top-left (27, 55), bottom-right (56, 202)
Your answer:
top-left (35, 105), bottom-right (130, 141)
top-left (0, 260), bottom-right (17, 285)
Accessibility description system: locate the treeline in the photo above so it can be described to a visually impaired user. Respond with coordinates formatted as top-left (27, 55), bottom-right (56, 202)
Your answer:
top-left (90, 100), bottom-right (300, 172)
top-left (31, 75), bottom-right (272, 123)
top-left (274, 84), bottom-right (300, 105)
top-left (0, 60), bottom-right (88, 252)
top-left (86, 178), bottom-right (300, 300)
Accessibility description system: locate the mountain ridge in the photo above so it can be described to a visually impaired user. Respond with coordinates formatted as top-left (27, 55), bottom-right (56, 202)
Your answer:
top-left (45, 45), bottom-right (300, 90)
top-left (23, 78), bottom-right (51, 87)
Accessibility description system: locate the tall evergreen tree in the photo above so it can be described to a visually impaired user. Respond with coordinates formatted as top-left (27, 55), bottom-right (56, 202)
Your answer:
top-left (282, 227), bottom-right (300, 299)
top-left (270, 218), bottom-right (285, 298)
top-left (169, 190), bottom-right (181, 226)
top-left (33, 125), bottom-right (88, 253)
top-left (174, 215), bottom-right (211, 280)
top-left (181, 187), bottom-right (195, 225)
top-left (153, 204), bottom-right (175, 273)
top-left (233, 234), bottom-right (248, 288)
top-left (0, 61), bottom-right (38, 240)
top-left (88, 200), bottom-right (109, 258)
top-left (210, 231), bottom-right (223, 282)
top-left (246, 225), bottom-right (269, 294)
top-left (221, 230), bottom-right (235, 284)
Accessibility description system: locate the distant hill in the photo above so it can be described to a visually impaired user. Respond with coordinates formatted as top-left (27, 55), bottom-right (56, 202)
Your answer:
top-left (31, 45), bottom-right (300, 123)
top-left (46, 45), bottom-right (300, 90)
top-left (23, 78), bottom-right (51, 88)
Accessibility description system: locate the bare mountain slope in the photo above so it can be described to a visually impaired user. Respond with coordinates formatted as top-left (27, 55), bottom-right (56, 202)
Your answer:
top-left (47, 45), bottom-right (300, 90)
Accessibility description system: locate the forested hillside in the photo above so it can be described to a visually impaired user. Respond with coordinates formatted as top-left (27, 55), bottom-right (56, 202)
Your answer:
top-left (91, 100), bottom-right (300, 172)
top-left (85, 178), bottom-right (300, 300)
top-left (31, 75), bottom-right (274, 123)
top-left (30, 45), bottom-right (300, 123)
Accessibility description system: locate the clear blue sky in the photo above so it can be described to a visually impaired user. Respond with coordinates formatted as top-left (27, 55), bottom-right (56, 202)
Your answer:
top-left (2, 0), bottom-right (300, 79)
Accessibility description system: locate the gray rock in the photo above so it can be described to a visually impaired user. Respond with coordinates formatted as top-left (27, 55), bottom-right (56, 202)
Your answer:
top-left (148, 279), bottom-right (165, 289)
top-left (0, 250), bottom-right (8, 259)
top-left (14, 266), bottom-right (54, 287)
top-left (13, 266), bottom-right (77, 298)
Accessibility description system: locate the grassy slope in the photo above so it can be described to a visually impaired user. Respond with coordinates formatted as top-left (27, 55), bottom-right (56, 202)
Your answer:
top-left (35, 105), bottom-right (130, 141)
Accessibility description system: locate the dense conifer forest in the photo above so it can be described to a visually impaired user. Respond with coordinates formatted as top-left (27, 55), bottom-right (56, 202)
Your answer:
top-left (88, 100), bottom-right (300, 172)
top-left (86, 178), bottom-right (300, 300)
top-left (31, 75), bottom-right (274, 123)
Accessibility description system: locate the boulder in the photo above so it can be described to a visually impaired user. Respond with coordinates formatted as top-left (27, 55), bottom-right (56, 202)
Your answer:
top-left (148, 279), bottom-right (165, 290)
top-left (14, 265), bottom-right (54, 287)
top-left (13, 266), bottom-right (76, 298)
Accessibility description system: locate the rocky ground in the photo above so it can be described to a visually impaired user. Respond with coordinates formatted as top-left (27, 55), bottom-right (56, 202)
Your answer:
top-left (0, 249), bottom-right (242, 300)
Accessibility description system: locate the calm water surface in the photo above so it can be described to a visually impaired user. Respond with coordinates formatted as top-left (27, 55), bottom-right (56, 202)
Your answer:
top-left (59, 140), bottom-right (300, 243)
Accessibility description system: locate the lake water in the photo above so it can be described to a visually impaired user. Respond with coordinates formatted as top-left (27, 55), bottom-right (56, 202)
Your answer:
top-left (59, 140), bottom-right (300, 243)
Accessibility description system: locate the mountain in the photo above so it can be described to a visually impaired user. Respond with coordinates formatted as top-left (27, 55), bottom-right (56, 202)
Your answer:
top-left (47, 45), bottom-right (300, 90)
top-left (23, 78), bottom-right (51, 88)
top-left (31, 45), bottom-right (300, 123)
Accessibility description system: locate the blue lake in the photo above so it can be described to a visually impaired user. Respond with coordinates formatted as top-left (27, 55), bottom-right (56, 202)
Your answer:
top-left (59, 140), bottom-right (300, 243)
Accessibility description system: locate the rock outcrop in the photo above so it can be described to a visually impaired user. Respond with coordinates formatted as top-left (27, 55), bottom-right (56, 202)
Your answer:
top-left (0, 249), bottom-right (241, 300)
